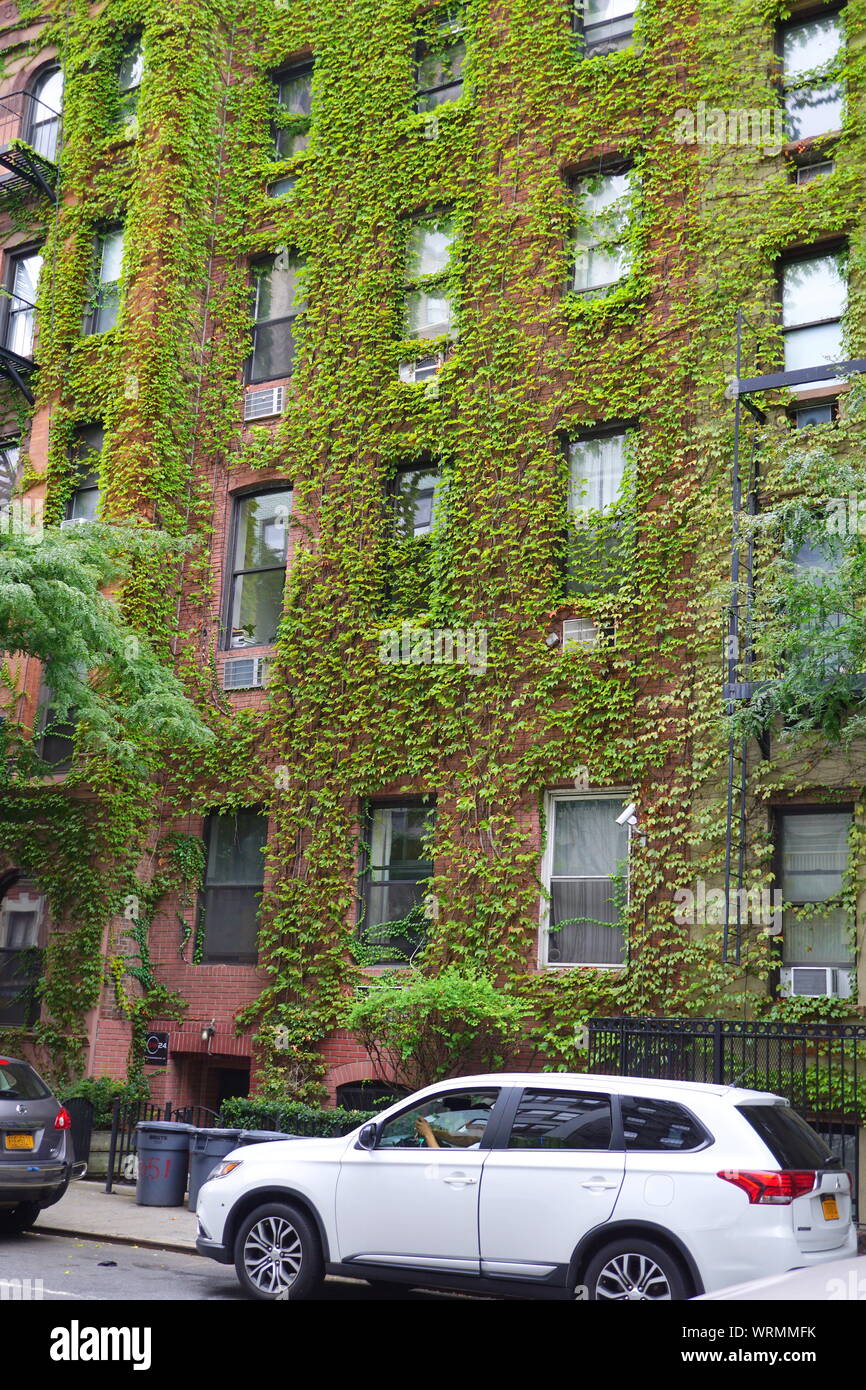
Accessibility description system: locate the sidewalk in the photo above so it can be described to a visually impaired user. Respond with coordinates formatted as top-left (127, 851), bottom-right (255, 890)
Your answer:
top-left (38, 1180), bottom-right (199, 1255)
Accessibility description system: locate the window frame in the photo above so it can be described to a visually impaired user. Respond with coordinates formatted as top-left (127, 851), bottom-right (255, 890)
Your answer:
top-left (247, 253), bottom-right (304, 385)
top-left (390, 460), bottom-right (442, 539)
top-left (776, 5), bottom-right (845, 146)
top-left (271, 60), bottom-right (314, 163)
top-left (1, 244), bottom-right (43, 361)
top-left (0, 437), bottom-right (21, 514)
top-left (774, 802), bottom-right (855, 972)
top-left (413, 12), bottom-right (466, 113)
top-left (539, 789), bottom-right (632, 969)
top-left (222, 485), bottom-right (293, 651)
top-left (198, 808), bottom-right (268, 965)
top-left (65, 424), bottom-right (104, 522)
top-left (569, 161), bottom-right (635, 297)
top-left (574, 0), bottom-right (637, 59)
top-left (83, 227), bottom-right (125, 337)
top-left (778, 241), bottom-right (847, 344)
top-left (117, 33), bottom-right (145, 128)
top-left (357, 798), bottom-right (436, 965)
top-left (401, 209), bottom-right (456, 345)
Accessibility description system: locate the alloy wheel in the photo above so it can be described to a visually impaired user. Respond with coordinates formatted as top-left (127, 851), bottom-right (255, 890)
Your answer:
top-left (594, 1251), bottom-right (672, 1301)
top-left (242, 1215), bottom-right (303, 1296)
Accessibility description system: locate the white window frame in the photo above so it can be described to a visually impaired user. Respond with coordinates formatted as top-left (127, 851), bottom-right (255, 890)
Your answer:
top-left (538, 788), bottom-right (632, 969)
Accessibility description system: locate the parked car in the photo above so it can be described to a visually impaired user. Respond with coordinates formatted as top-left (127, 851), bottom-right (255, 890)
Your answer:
top-left (196, 1072), bottom-right (857, 1301)
top-left (695, 1253), bottom-right (866, 1301)
top-left (0, 1054), bottom-right (86, 1233)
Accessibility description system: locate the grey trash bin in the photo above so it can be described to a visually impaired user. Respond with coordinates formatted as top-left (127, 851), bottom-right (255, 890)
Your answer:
top-left (236, 1128), bottom-right (299, 1146)
top-left (135, 1121), bottom-right (194, 1207)
top-left (187, 1128), bottom-right (242, 1211)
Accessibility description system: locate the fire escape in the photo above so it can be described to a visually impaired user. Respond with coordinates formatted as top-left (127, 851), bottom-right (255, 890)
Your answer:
top-left (722, 308), bottom-right (866, 962)
top-left (0, 89), bottom-right (61, 405)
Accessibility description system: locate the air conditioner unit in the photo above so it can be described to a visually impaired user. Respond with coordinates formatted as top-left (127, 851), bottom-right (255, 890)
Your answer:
top-left (243, 386), bottom-right (285, 422)
top-left (221, 656), bottom-right (269, 691)
top-left (399, 353), bottom-right (444, 385)
top-left (782, 966), bottom-right (853, 999)
top-left (561, 617), bottom-right (615, 650)
top-left (59, 517), bottom-right (91, 530)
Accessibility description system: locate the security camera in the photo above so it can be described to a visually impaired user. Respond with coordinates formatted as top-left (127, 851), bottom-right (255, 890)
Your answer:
top-left (616, 802), bottom-right (639, 827)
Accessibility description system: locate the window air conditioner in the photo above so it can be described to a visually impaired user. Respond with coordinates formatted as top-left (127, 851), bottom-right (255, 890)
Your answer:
top-left (243, 386), bottom-right (285, 422)
top-left (782, 966), bottom-right (852, 999)
top-left (59, 517), bottom-right (91, 530)
top-left (221, 657), bottom-right (269, 691)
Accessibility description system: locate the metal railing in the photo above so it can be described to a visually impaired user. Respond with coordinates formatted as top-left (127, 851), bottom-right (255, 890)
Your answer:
top-left (588, 1016), bottom-right (866, 1217)
top-left (0, 91), bottom-right (61, 162)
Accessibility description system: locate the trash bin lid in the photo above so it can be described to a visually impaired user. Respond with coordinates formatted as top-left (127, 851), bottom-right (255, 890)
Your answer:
top-left (237, 1129), bottom-right (297, 1142)
top-left (134, 1120), bottom-right (195, 1134)
top-left (194, 1127), bottom-right (242, 1139)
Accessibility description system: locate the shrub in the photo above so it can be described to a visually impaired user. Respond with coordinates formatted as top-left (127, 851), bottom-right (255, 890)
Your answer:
top-left (62, 1074), bottom-right (151, 1128)
top-left (218, 1095), bottom-right (374, 1136)
top-left (345, 968), bottom-right (531, 1091)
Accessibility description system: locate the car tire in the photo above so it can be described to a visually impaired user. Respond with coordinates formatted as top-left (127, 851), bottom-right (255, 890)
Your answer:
top-left (583, 1237), bottom-right (688, 1302)
top-left (0, 1202), bottom-right (40, 1235)
top-left (234, 1202), bottom-right (323, 1301)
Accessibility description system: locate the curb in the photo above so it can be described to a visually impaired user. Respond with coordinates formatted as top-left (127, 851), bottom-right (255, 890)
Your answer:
top-left (36, 1223), bottom-right (199, 1258)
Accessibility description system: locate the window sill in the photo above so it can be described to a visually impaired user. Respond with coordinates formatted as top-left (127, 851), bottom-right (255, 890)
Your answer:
top-left (542, 962), bottom-right (626, 972)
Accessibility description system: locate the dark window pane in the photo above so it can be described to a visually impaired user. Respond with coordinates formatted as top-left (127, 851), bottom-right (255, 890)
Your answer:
top-left (201, 811), bottom-right (267, 962)
top-left (621, 1097), bottom-right (708, 1151)
top-left (229, 569), bottom-right (286, 647)
top-left (362, 804), bottom-right (434, 962)
top-left (737, 1104), bottom-right (836, 1169)
top-left (416, 37), bottom-right (465, 110)
top-left (276, 68), bottom-right (312, 116)
top-left (201, 886), bottom-right (260, 961)
top-left (250, 320), bottom-right (295, 382)
top-left (508, 1090), bottom-right (612, 1149)
top-left (205, 811), bottom-right (267, 885)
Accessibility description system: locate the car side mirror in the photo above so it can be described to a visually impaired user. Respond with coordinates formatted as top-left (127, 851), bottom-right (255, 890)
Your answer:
top-left (356, 1122), bottom-right (378, 1151)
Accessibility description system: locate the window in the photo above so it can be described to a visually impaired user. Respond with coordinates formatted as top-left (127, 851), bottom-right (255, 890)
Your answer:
top-left (403, 215), bottom-right (454, 341)
top-left (414, 10), bottom-right (465, 111)
top-left (118, 36), bottom-right (144, 128)
top-left (66, 425), bottom-right (103, 522)
top-left (620, 1097), bottom-right (708, 1150)
top-left (26, 66), bottom-right (63, 161)
top-left (793, 402), bottom-right (835, 427)
top-left (572, 169), bottom-right (634, 294)
top-left (508, 1089), bottom-right (612, 1149)
top-left (778, 808), bottom-right (854, 977)
top-left (37, 703), bottom-right (75, 770)
top-left (225, 488), bottom-right (292, 649)
top-left (569, 430), bottom-right (628, 515)
top-left (199, 810), bottom-right (267, 962)
top-left (3, 249), bottom-right (42, 359)
top-left (377, 1088), bottom-right (499, 1149)
top-left (335, 1080), bottom-right (408, 1111)
top-left (267, 176), bottom-right (296, 199)
top-left (249, 254), bottom-right (304, 383)
top-left (737, 1104), bottom-right (836, 1169)
top-left (781, 250), bottom-right (846, 382)
top-left (392, 465), bottom-right (440, 538)
top-left (360, 802), bottom-right (434, 963)
top-left (0, 438), bottom-right (20, 513)
top-left (780, 10), bottom-right (844, 142)
top-left (84, 229), bottom-right (124, 336)
top-left (543, 794), bottom-right (629, 965)
top-left (272, 64), bottom-right (312, 160)
top-left (576, 0), bottom-right (636, 55)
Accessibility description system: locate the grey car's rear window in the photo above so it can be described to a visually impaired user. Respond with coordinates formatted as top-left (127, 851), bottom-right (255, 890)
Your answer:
top-left (737, 1104), bottom-right (836, 1168)
top-left (0, 1060), bottom-right (51, 1101)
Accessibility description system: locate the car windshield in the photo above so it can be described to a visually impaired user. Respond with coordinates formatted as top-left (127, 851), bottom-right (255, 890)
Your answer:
top-left (0, 1060), bottom-right (51, 1101)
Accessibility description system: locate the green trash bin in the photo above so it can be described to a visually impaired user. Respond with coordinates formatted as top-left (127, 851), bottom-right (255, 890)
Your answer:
top-left (188, 1128), bottom-right (242, 1211)
top-left (135, 1121), bottom-right (194, 1207)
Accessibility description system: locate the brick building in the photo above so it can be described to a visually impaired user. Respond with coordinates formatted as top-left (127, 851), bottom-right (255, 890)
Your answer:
top-left (1, 0), bottom-right (864, 1111)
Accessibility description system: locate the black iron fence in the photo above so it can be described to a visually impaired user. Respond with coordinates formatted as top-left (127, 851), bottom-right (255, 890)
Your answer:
top-left (104, 1099), bottom-right (220, 1193)
top-left (588, 1016), bottom-right (866, 1216)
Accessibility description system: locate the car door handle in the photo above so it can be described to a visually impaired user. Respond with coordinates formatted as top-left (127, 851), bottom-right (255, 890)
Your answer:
top-left (444, 1173), bottom-right (478, 1187)
top-left (581, 1179), bottom-right (619, 1192)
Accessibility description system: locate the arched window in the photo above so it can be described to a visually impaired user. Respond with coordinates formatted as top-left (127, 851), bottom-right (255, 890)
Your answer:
top-left (27, 66), bottom-right (63, 162)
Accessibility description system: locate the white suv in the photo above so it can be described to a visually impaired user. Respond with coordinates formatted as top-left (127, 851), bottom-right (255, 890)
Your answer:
top-left (196, 1073), bottom-right (857, 1301)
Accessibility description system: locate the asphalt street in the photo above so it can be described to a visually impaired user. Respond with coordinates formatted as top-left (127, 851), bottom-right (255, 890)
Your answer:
top-left (0, 1231), bottom-right (474, 1301)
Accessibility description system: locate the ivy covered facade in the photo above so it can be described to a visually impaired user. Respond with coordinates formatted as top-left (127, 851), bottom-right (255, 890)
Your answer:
top-left (1, 0), bottom-right (865, 1108)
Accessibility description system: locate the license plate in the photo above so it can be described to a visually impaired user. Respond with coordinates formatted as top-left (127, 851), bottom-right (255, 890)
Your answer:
top-left (4, 1133), bottom-right (34, 1151)
top-left (821, 1195), bottom-right (840, 1221)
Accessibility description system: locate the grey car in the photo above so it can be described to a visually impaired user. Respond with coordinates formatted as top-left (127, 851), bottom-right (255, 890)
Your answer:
top-left (0, 1055), bottom-right (85, 1233)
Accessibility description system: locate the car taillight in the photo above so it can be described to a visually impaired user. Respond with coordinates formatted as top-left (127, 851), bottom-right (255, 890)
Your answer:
top-left (54, 1107), bottom-right (72, 1131)
top-left (718, 1169), bottom-right (818, 1204)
